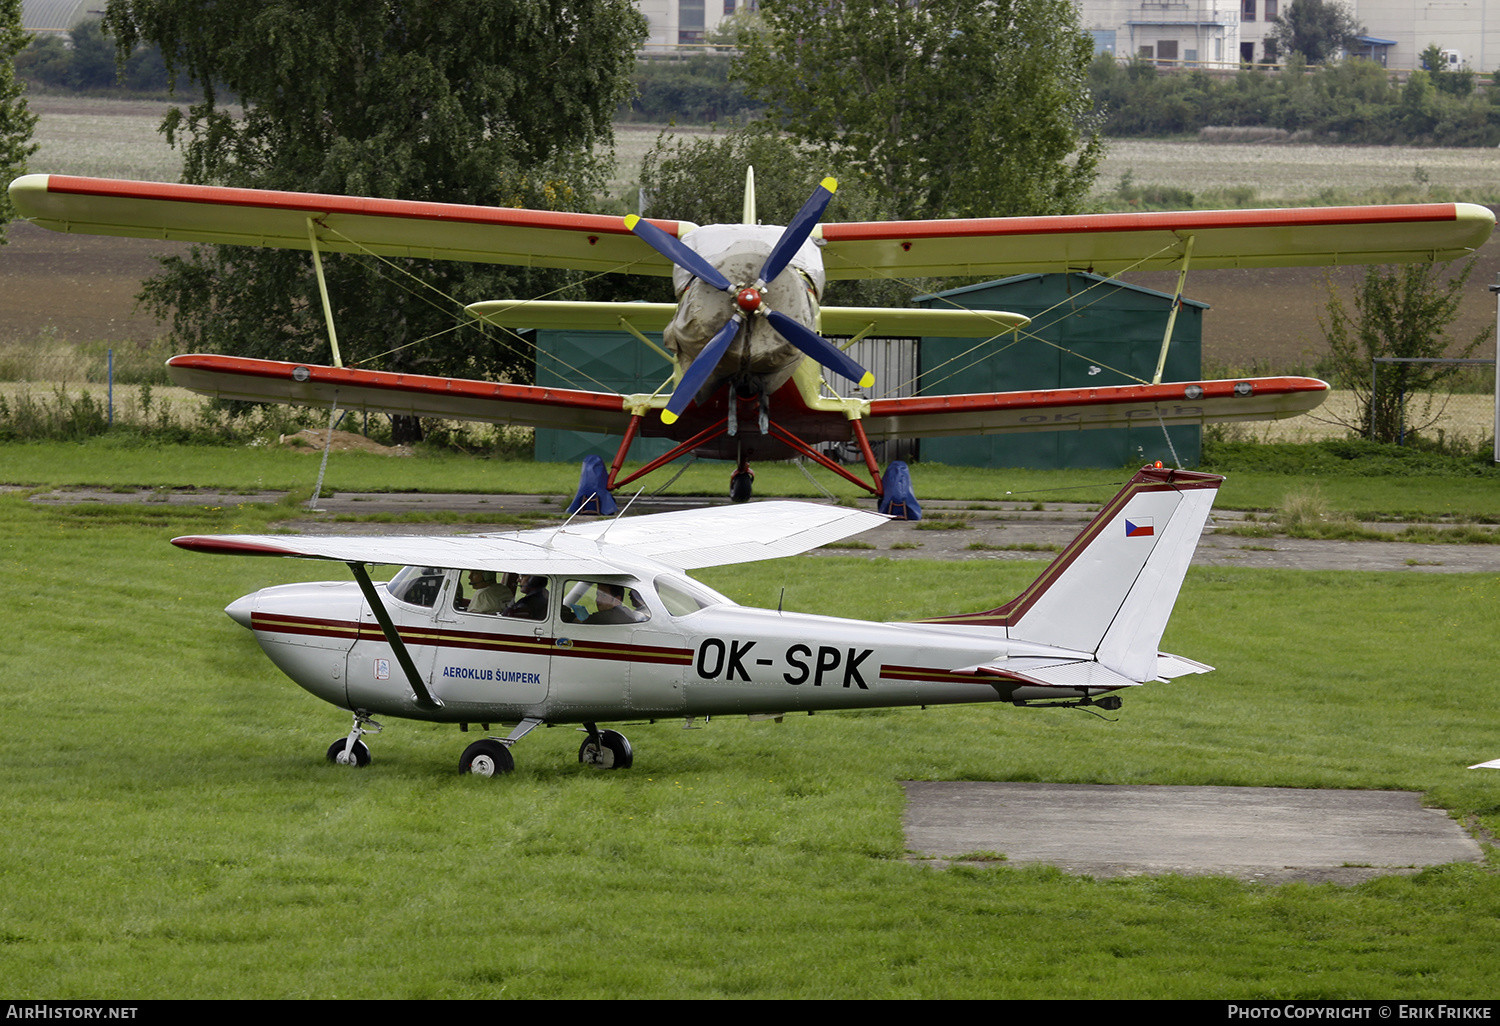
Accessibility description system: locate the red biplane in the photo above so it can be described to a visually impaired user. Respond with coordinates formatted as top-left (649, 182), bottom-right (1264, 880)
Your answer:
top-left (9, 172), bottom-right (1492, 505)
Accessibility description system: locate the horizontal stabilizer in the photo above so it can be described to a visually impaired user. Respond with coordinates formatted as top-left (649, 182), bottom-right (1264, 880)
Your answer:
top-left (971, 658), bottom-right (1143, 690)
top-left (1156, 653), bottom-right (1214, 679)
top-left (466, 299), bottom-right (1031, 338)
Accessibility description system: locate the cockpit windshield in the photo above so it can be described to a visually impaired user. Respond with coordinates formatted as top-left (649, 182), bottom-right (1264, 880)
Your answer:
top-left (385, 566), bottom-right (445, 608)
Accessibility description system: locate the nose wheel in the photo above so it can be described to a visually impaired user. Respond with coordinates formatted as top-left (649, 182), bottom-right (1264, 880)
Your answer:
top-left (327, 711), bottom-right (381, 767)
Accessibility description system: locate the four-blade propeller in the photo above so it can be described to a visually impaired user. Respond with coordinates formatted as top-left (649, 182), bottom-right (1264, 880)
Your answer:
top-left (626, 177), bottom-right (874, 425)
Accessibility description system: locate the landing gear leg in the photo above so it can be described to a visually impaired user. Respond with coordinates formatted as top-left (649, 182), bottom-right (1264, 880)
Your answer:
top-left (327, 710), bottom-right (382, 767)
top-left (578, 722), bottom-right (634, 769)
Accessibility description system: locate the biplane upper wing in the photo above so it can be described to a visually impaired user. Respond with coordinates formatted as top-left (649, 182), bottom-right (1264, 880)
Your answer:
top-left (172, 500), bottom-right (888, 571)
top-left (7, 174), bottom-right (690, 275)
top-left (817, 204), bottom-right (1497, 279)
top-left (11, 175), bottom-right (1493, 280)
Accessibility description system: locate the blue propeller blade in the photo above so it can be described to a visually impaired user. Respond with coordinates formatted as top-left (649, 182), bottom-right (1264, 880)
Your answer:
top-left (765, 309), bottom-right (874, 389)
top-left (662, 313), bottom-right (743, 425)
top-left (625, 215), bottom-right (733, 293)
top-left (756, 177), bottom-right (837, 289)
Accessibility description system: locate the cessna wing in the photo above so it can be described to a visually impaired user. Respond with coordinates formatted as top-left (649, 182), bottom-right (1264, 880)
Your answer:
top-left (172, 500), bottom-right (889, 571)
top-left (10, 175), bottom-right (1492, 278)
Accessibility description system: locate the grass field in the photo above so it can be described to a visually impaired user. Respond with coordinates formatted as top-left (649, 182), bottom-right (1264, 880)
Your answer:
top-left (2, 446), bottom-right (1500, 997)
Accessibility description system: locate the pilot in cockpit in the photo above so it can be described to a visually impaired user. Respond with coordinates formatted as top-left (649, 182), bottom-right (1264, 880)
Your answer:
top-left (464, 570), bottom-right (516, 614)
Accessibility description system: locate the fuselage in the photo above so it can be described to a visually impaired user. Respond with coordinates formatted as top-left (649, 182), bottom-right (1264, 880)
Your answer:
top-left (227, 563), bottom-right (1107, 726)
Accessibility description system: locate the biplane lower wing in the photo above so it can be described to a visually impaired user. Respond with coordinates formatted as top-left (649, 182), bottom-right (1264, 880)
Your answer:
top-left (166, 354), bottom-right (1327, 439)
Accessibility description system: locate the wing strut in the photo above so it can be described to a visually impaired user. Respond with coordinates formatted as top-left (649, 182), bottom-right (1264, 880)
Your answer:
top-left (307, 217), bottom-right (344, 368)
top-left (346, 562), bottom-right (443, 710)
top-left (1151, 234), bottom-right (1195, 385)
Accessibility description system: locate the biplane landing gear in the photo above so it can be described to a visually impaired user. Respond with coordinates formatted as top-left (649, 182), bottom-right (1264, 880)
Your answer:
top-left (578, 724), bottom-right (633, 769)
top-left (327, 711), bottom-right (381, 767)
top-left (459, 739), bottom-right (515, 777)
top-left (729, 461), bottom-right (754, 503)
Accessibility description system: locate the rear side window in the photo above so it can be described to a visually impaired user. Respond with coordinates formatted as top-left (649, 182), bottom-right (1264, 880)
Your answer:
top-left (654, 575), bottom-right (727, 617)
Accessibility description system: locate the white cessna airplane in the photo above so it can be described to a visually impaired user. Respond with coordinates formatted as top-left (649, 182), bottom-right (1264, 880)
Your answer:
top-left (173, 464), bottom-right (1221, 775)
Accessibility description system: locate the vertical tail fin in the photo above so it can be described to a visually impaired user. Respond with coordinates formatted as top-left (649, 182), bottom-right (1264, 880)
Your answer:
top-left (922, 467), bottom-right (1222, 681)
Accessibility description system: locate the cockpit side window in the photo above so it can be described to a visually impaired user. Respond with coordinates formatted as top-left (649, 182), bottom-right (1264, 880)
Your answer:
top-left (386, 566), bottom-right (445, 608)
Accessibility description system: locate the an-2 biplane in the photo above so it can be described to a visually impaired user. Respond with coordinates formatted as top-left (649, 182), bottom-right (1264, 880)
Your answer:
top-left (10, 172), bottom-right (1493, 505)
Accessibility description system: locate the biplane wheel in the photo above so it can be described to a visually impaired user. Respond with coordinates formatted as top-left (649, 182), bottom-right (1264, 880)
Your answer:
top-left (326, 738), bottom-right (371, 768)
top-left (459, 739), bottom-right (514, 777)
top-left (578, 729), bottom-right (633, 770)
top-left (729, 471), bottom-right (753, 504)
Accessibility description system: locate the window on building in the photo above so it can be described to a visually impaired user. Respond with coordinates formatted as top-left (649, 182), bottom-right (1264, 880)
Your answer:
top-left (1242, 0), bottom-right (1256, 22)
top-left (1157, 40), bottom-right (1179, 65)
top-left (1264, 0), bottom-right (1277, 18)
top-left (724, 0), bottom-right (736, 13)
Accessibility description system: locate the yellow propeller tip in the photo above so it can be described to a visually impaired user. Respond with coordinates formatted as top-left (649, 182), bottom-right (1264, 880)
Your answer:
top-left (821, 177), bottom-right (838, 194)
top-left (660, 410), bottom-right (679, 425)
top-left (624, 214), bottom-right (640, 229)
top-left (859, 372), bottom-right (874, 388)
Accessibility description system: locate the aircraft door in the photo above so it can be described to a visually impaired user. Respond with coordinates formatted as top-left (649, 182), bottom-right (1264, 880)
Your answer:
top-left (428, 570), bottom-right (550, 717)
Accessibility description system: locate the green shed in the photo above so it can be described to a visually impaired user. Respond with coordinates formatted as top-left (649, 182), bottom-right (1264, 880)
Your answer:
top-left (532, 328), bottom-right (677, 464)
top-left (916, 273), bottom-right (1207, 469)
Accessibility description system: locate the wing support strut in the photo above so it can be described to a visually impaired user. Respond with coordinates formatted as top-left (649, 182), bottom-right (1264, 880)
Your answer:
top-left (346, 562), bottom-right (443, 710)
top-left (1152, 234), bottom-right (1195, 385)
top-left (307, 217), bottom-right (344, 369)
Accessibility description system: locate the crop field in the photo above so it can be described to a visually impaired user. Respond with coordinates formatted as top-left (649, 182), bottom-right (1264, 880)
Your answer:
top-left (2, 444), bottom-right (1500, 998)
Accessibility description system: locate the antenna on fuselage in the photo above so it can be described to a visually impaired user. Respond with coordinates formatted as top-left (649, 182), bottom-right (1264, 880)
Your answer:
top-left (743, 165), bottom-right (756, 225)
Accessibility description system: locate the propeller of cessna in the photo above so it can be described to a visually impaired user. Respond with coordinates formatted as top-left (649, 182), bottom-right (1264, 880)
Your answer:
top-left (623, 177), bottom-right (873, 426)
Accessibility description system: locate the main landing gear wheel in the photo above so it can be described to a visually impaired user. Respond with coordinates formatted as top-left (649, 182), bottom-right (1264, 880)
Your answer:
top-left (326, 738), bottom-right (371, 767)
top-left (578, 729), bottom-right (633, 770)
top-left (460, 739), bottom-right (515, 777)
top-left (730, 467), bottom-right (754, 503)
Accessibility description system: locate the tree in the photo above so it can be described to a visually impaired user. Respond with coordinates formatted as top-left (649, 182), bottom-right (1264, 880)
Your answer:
top-left (101, 1), bottom-right (647, 440)
top-left (0, 0), bottom-right (37, 240)
top-left (1319, 261), bottom-right (1492, 445)
top-left (735, 0), bottom-right (1103, 221)
top-left (1268, 0), bottom-right (1364, 65)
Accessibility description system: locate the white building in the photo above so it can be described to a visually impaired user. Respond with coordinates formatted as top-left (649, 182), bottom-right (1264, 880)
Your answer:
top-left (1073, 0), bottom-right (1499, 73)
top-left (636, 0), bottom-right (753, 51)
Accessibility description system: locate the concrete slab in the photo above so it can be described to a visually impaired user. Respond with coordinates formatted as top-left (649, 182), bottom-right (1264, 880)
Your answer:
top-left (902, 782), bottom-right (1484, 884)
